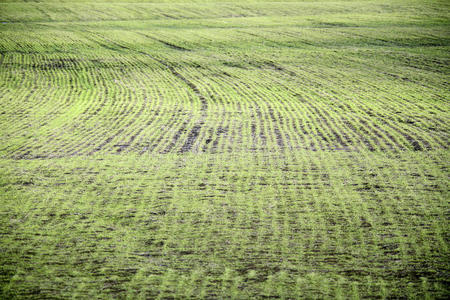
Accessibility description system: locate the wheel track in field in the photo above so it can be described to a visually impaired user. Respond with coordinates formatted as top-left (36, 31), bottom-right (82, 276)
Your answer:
top-left (141, 60), bottom-right (207, 154)
top-left (135, 32), bottom-right (191, 52)
top-left (197, 69), bottom-right (242, 153)
top-left (70, 58), bottom-right (169, 156)
top-left (137, 35), bottom-right (317, 153)
top-left (3, 24), bottom-right (447, 157)
top-left (139, 70), bottom-right (195, 154)
top-left (87, 31), bottom-right (210, 154)
top-left (71, 32), bottom-right (207, 154)
top-left (124, 71), bottom-right (182, 153)
top-left (196, 71), bottom-right (243, 153)
top-left (195, 73), bottom-right (238, 153)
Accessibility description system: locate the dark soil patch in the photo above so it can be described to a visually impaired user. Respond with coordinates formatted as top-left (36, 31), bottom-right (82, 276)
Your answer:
top-left (180, 124), bottom-right (202, 153)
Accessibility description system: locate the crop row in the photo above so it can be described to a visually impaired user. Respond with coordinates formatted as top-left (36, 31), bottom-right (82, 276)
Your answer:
top-left (0, 25), bottom-right (448, 158)
top-left (1, 150), bottom-right (448, 298)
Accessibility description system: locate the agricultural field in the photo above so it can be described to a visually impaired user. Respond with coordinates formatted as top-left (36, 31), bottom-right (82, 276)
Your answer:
top-left (0, 0), bottom-right (449, 298)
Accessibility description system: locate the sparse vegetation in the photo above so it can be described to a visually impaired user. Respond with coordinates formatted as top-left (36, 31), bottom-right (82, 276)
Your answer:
top-left (0, 0), bottom-right (449, 298)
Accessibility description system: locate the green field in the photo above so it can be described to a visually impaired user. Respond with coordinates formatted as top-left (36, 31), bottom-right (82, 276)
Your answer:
top-left (0, 0), bottom-right (449, 298)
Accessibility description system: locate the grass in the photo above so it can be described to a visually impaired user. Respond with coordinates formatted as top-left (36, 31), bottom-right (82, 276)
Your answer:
top-left (0, 0), bottom-right (449, 298)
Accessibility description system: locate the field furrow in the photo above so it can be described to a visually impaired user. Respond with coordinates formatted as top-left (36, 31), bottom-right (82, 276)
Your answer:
top-left (0, 0), bottom-right (449, 299)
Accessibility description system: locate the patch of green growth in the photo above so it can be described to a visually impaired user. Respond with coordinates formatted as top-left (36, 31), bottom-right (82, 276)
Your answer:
top-left (1, 151), bottom-right (448, 298)
top-left (0, 0), bottom-right (449, 298)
